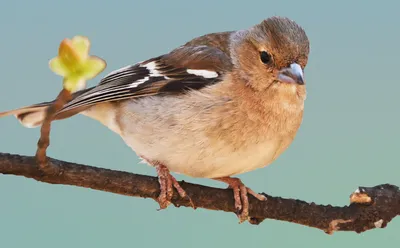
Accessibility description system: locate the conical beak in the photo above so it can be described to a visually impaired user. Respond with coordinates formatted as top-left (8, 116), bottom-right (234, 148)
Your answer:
top-left (278, 63), bottom-right (304, 85)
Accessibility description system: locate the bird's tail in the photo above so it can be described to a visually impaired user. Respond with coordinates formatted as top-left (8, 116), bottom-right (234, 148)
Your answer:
top-left (0, 89), bottom-right (90, 128)
top-left (0, 102), bottom-right (51, 128)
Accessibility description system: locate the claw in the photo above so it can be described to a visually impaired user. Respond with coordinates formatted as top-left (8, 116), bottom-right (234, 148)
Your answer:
top-left (213, 177), bottom-right (267, 223)
top-left (155, 163), bottom-right (194, 209)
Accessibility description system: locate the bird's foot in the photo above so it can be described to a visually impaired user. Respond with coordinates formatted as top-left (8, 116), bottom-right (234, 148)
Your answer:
top-left (214, 177), bottom-right (267, 223)
top-left (155, 164), bottom-right (193, 209)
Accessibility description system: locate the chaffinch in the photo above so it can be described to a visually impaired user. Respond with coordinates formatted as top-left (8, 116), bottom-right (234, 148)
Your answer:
top-left (0, 16), bottom-right (310, 222)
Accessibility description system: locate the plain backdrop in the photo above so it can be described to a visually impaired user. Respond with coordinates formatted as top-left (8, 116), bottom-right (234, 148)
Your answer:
top-left (0, 0), bottom-right (399, 247)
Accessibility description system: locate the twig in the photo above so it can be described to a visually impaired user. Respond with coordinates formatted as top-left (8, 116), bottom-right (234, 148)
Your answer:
top-left (35, 89), bottom-right (71, 171)
top-left (0, 152), bottom-right (398, 234)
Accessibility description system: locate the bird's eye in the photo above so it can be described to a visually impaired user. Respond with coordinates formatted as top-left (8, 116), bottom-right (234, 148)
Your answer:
top-left (260, 51), bottom-right (271, 64)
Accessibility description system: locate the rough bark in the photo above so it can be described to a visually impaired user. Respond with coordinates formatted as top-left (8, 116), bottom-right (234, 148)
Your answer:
top-left (0, 152), bottom-right (398, 234)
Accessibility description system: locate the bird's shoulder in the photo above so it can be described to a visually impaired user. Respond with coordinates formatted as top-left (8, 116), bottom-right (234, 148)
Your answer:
top-left (182, 31), bottom-right (233, 56)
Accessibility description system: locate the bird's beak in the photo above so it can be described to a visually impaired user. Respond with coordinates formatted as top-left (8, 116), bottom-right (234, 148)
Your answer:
top-left (278, 63), bottom-right (305, 85)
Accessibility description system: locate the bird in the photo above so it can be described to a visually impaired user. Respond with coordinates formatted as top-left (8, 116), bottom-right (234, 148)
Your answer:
top-left (0, 16), bottom-right (310, 222)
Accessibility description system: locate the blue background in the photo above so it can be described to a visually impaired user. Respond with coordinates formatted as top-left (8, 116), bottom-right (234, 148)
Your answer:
top-left (0, 0), bottom-right (399, 247)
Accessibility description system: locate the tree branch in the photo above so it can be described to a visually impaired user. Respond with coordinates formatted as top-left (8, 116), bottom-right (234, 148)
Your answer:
top-left (0, 152), bottom-right (398, 234)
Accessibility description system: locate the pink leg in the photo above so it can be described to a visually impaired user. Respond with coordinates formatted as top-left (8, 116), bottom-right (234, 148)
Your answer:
top-left (154, 163), bottom-right (193, 209)
top-left (213, 177), bottom-right (267, 223)
top-left (155, 164), bottom-right (173, 209)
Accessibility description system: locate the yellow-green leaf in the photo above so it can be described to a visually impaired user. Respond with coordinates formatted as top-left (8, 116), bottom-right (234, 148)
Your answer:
top-left (58, 39), bottom-right (81, 69)
top-left (63, 76), bottom-right (86, 93)
top-left (71, 36), bottom-right (90, 61)
top-left (48, 57), bottom-right (68, 77)
top-left (49, 35), bottom-right (107, 93)
top-left (82, 57), bottom-right (106, 80)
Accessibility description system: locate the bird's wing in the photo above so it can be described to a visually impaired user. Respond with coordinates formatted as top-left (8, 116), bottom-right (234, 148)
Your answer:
top-left (60, 45), bottom-right (233, 113)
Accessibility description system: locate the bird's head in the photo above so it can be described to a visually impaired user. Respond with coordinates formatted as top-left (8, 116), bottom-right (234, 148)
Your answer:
top-left (230, 16), bottom-right (310, 95)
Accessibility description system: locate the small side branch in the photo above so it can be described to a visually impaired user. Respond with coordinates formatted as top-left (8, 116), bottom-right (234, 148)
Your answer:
top-left (35, 89), bottom-right (71, 170)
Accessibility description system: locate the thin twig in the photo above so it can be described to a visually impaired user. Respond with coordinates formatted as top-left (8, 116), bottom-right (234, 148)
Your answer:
top-left (35, 89), bottom-right (72, 171)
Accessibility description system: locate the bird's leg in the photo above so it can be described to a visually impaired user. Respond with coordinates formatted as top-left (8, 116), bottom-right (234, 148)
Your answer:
top-left (213, 177), bottom-right (267, 223)
top-left (154, 163), bottom-right (192, 209)
top-left (155, 164), bottom-right (173, 209)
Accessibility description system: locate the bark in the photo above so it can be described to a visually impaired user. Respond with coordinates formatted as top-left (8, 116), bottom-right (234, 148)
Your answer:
top-left (0, 152), bottom-right (398, 234)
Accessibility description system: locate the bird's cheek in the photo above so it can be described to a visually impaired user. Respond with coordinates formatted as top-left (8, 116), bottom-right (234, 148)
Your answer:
top-left (252, 75), bottom-right (276, 91)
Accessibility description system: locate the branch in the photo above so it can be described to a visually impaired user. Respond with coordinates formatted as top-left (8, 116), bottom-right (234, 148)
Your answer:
top-left (36, 89), bottom-right (72, 171)
top-left (0, 152), bottom-right (399, 234)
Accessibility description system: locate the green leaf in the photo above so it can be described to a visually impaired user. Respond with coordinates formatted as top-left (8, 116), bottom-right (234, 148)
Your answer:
top-left (63, 76), bottom-right (86, 93)
top-left (82, 57), bottom-right (106, 80)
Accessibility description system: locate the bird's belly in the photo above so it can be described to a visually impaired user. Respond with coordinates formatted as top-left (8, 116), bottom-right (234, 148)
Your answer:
top-left (166, 140), bottom-right (281, 178)
top-left (122, 131), bottom-right (282, 178)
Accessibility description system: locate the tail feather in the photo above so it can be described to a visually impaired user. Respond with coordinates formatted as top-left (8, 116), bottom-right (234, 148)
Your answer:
top-left (0, 89), bottom-right (91, 128)
top-left (0, 104), bottom-right (50, 128)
